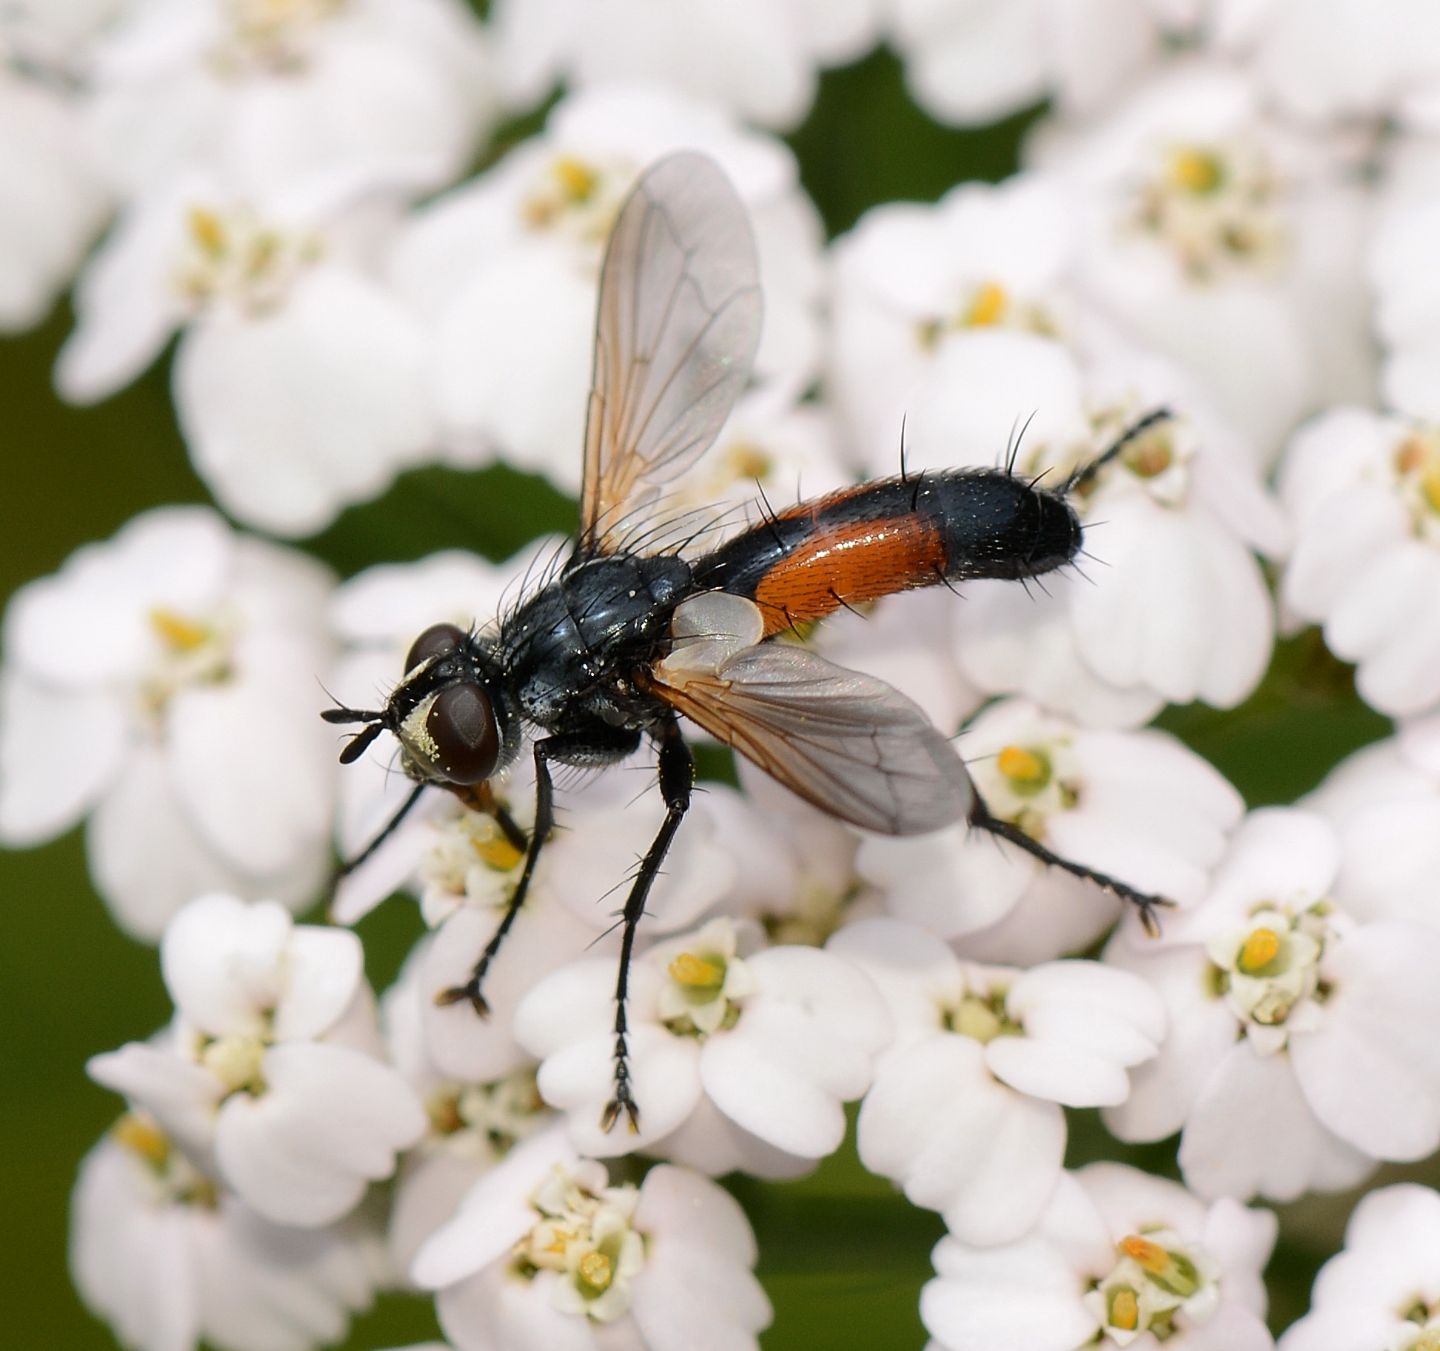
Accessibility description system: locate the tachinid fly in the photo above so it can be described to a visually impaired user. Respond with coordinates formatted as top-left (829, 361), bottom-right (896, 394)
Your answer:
top-left (324, 152), bottom-right (1169, 1131)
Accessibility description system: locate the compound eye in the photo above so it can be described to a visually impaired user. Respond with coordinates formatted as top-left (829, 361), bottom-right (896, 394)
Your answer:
top-left (405, 622), bottom-right (467, 673)
top-left (425, 682), bottom-right (500, 784)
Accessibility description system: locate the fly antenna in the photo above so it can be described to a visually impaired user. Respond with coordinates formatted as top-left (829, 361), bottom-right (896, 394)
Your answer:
top-left (1066, 407), bottom-right (1173, 495)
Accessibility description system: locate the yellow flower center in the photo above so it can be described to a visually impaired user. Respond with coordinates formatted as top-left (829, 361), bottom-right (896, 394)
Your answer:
top-left (113, 1113), bottom-right (171, 1167)
top-left (963, 281), bottom-right (1009, 327)
top-left (149, 608), bottom-right (212, 654)
top-left (1108, 1286), bottom-right (1140, 1332)
top-left (997, 744), bottom-right (1051, 795)
top-left (724, 442), bottom-right (776, 482)
top-left (577, 1250), bottom-right (614, 1296)
top-left (669, 951), bottom-right (725, 995)
top-left (471, 832), bottom-right (524, 872)
top-left (1236, 927), bottom-right (1282, 976)
top-left (1169, 147), bottom-right (1225, 196)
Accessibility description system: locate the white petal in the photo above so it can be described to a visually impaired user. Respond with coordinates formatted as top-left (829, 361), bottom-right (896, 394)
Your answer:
top-left (1178, 1041), bottom-right (1372, 1201)
top-left (699, 1034), bottom-right (845, 1159)
top-left (985, 1036), bottom-right (1129, 1108)
top-left (166, 675), bottom-right (332, 879)
top-left (87, 1041), bottom-right (224, 1167)
top-left (273, 925), bottom-right (365, 1041)
top-left (920, 1235), bottom-right (1096, 1351)
top-left (1290, 922), bottom-right (1440, 1160)
top-left (175, 265), bottom-right (435, 536)
top-left (413, 1126), bottom-right (578, 1289)
top-left (215, 1042), bottom-right (425, 1226)
top-left (631, 1234), bottom-right (772, 1351)
top-left (536, 1028), bottom-right (702, 1157)
top-left (858, 1036), bottom-right (1065, 1246)
top-left (633, 1164), bottom-right (758, 1267)
top-left (436, 1262), bottom-right (599, 1351)
top-left (1007, 960), bottom-right (1166, 1064)
top-left (161, 894), bottom-right (293, 1037)
top-left (0, 671), bottom-right (127, 846)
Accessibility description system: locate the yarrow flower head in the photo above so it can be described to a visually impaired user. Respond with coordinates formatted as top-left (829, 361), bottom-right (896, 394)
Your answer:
top-left (922, 1163), bottom-right (1277, 1351)
top-left (1281, 406), bottom-right (1440, 717)
top-left (0, 507), bottom-right (336, 937)
top-left (514, 916), bottom-right (891, 1175)
top-left (831, 918), bottom-right (1164, 1244)
top-left (413, 1130), bottom-right (771, 1351)
top-left (88, 894), bottom-right (427, 1227)
top-left (1280, 1184), bottom-right (1440, 1351)
top-left (1107, 809), bottom-right (1440, 1202)
top-left (70, 1112), bottom-right (384, 1351)
top-left (857, 698), bottom-right (1242, 964)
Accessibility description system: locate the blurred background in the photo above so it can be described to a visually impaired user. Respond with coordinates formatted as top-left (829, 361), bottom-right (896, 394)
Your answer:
top-left (0, 40), bottom-right (1412, 1351)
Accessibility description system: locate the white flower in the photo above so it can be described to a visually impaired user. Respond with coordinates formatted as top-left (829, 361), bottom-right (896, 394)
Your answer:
top-left (514, 916), bottom-right (892, 1169)
top-left (899, 337), bottom-right (1282, 724)
top-left (57, 176), bottom-right (436, 535)
top-left (1037, 62), bottom-right (1373, 457)
top-left (887, 0), bottom-right (1167, 127)
top-left (1106, 809), bottom-right (1440, 1202)
top-left (0, 66), bottom-right (109, 332)
top-left (1280, 406), bottom-right (1440, 717)
top-left (83, 0), bottom-right (496, 203)
top-left (1304, 717), bottom-right (1440, 931)
top-left (489, 0), bottom-right (883, 130)
top-left (389, 85), bottom-right (825, 486)
top-left (0, 507), bottom-right (335, 938)
top-left (857, 698), bottom-right (1242, 964)
top-left (88, 894), bottom-right (427, 1226)
top-left (828, 172), bottom-right (1084, 470)
top-left (1230, 0), bottom-right (1440, 128)
top-left (412, 1130), bottom-right (771, 1351)
top-left (1279, 1184), bottom-right (1440, 1351)
top-left (71, 1113), bottom-right (385, 1351)
top-left (1372, 200), bottom-right (1440, 423)
top-left (381, 949), bottom-right (553, 1280)
top-left (830, 919), bottom-right (1163, 1246)
top-left (922, 1163), bottom-right (1276, 1351)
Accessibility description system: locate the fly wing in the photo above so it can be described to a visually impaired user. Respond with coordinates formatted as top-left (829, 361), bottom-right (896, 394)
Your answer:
top-left (578, 152), bottom-right (762, 556)
top-left (650, 630), bottom-right (974, 835)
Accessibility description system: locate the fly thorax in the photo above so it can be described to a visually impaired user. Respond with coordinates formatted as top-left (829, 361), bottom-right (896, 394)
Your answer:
top-left (1126, 137), bottom-right (1289, 283)
top-left (1084, 1229), bottom-right (1222, 1345)
top-left (175, 203), bottom-right (325, 317)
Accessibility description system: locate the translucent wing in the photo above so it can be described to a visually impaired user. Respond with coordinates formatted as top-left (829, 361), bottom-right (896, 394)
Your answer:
top-left (578, 152), bottom-right (762, 555)
top-left (649, 597), bottom-right (973, 834)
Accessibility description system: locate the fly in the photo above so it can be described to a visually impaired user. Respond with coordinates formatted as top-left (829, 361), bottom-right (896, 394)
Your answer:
top-left (323, 152), bottom-right (1169, 1132)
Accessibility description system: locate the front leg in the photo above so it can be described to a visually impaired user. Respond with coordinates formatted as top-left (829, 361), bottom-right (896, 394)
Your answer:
top-left (436, 726), bottom-right (640, 1015)
top-left (602, 715), bottom-right (694, 1133)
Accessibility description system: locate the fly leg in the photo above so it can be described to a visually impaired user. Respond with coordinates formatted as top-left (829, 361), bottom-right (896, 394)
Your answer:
top-left (437, 728), bottom-right (639, 1015)
top-left (335, 781), bottom-right (426, 879)
top-left (602, 716), bottom-right (694, 1134)
top-left (967, 794), bottom-right (1172, 937)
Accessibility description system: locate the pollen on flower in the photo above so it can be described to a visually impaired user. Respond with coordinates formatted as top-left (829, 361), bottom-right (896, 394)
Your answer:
top-left (112, 1112), bottom-right (170, 1168)
top-left (514, 1165), bottom-right (645, 1323)
top-left (997, 744), bottom-right (1051, 795)
top-left (1391, 429), bottom-right (1440, 539)
top-left (964, 281), bottom-right (1009, 327)
top-left (1129, 138), bottom-right (1287, 282)
top-left (112, 1112), bottom-right (220, 1208)
top-left (724, 441), bottom-right (777, 482)
top-left (1206, 906), bottom-right (1329, 1048)
top-left (149, 608), bottom-right (211, 653)
top-left (1087, 1226), bottom-right (1219, 1344)
top-left (174, 203), bottom-right (324, 316)
top-left (656, 918), bottom-right (755, 1037)
top-left (1236, 927), bottom-right (1282, 975)
top-left (521, 156), bottom-right (626, 242)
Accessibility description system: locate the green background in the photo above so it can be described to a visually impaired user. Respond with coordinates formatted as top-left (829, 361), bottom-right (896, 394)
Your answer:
top-left (0, 47), bottom-right (1425, 1351)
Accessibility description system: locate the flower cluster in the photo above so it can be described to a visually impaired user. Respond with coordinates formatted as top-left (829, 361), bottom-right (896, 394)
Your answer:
top-left (4, 2), bottom-right (1440, 1349)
